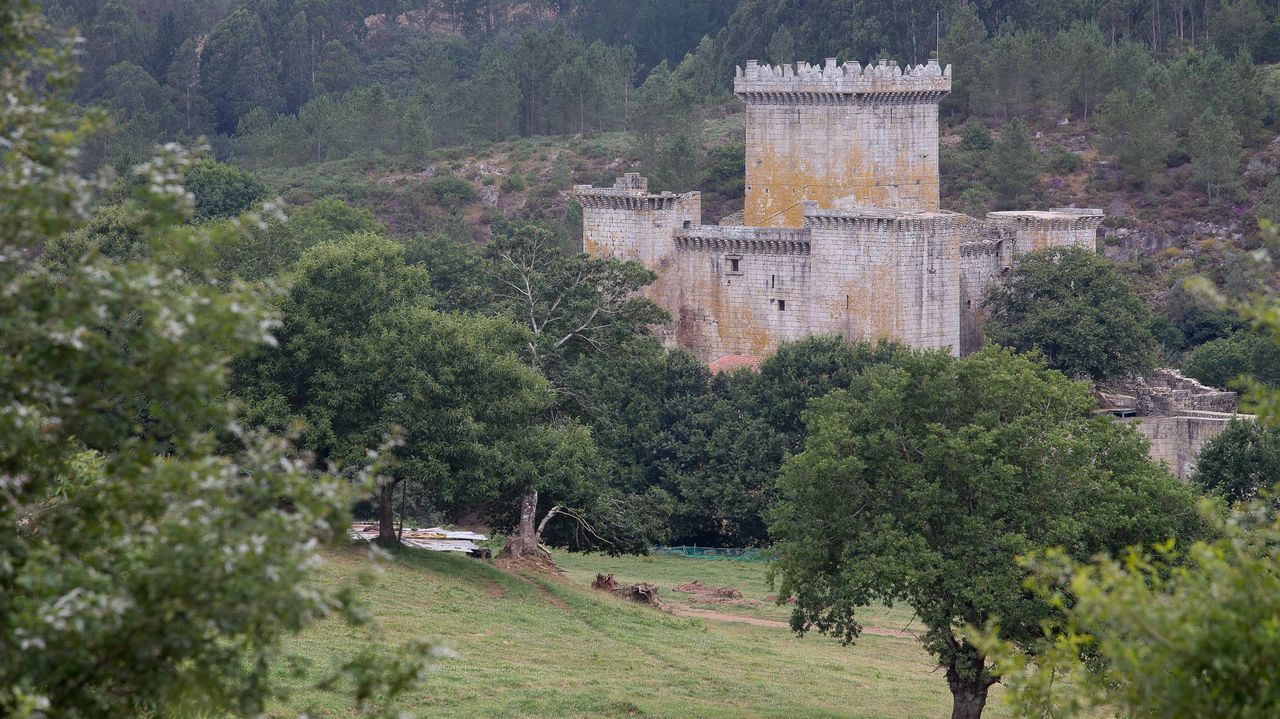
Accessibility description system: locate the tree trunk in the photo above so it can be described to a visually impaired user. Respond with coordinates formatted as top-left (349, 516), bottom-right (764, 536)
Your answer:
top-left (947, 665), bottom-right (992, 719)
top-left (499, 488), bottom-right (550, 559)
top-left (376, 478), bottom-right (399, 546)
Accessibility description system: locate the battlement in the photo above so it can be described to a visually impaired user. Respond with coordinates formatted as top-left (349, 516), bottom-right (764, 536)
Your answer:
top-left (573, 173), bottom-right (699, 211)
top-left (960, 239), bottom-right (1003, 258)
top-left (986, 209), bottom-right (1104, 232)
top-left (674, 225), bottom-right (811, 255)
top-left (734, 57), bottom-right (951, 102)
top-left (801, 202), bottom-right (966, 232)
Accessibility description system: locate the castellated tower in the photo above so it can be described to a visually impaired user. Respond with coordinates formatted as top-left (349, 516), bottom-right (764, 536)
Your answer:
top-left (573, 57), bottom-right (1102, 365)
top-left (737, 58), bottom-right (951, 227)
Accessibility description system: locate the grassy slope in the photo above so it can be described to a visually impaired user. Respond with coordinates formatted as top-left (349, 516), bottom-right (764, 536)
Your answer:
top-left (273, 547), bottom-right (1010, 718)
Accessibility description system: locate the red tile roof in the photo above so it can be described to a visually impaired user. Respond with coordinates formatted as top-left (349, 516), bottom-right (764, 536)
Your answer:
top-left (708, 354), bottom-right (762, 374)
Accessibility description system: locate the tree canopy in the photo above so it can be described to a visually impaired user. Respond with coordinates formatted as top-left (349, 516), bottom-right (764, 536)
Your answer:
top-left (985, 247), bottom-right (1158, 380)
top-left (770, 346), bottom-right (1201, 719)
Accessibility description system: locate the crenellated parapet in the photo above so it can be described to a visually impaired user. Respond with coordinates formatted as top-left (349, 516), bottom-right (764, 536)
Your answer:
top-left (801, 204), bottom-right (967, 233)
top-left (674, 225), bottom-right (811, 255)
top-left (986, 208), bottom-right (1103, 255)
top-left (986, 209), bottom-right (1104, 233)
top-left (960, 240), bottom-right (1002, 258)
top-left (573, 173), bottom-right (698, 211)
top-left (734, 57), bottom-right (951, 104)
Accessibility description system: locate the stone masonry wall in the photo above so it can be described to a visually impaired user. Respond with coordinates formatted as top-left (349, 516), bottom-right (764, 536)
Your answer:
top-left (804, 204), bottom-right (962, 353)
top-left (1126, 413), bottom-right (1238, 480)
top-left (986, 209), bottom-right (1103, 255)
top-left (959, 239), bottom-right (1004, 355)
top-left (736, 58), bottom-right (950, 227)
top-left (667, 226), bottom-right (813, 359)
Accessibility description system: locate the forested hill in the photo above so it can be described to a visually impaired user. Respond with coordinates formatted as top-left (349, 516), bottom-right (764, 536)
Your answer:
top-left (49, 0), bottom-right (1280, 396)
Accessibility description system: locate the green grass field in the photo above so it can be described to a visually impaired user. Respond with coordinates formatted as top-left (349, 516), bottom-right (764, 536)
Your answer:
top-left (272, 546), bottom-right (1010, 718)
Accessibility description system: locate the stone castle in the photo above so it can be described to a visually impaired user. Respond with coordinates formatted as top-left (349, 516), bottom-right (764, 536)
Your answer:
top-left (574, 57), bottom-right (1104, 362)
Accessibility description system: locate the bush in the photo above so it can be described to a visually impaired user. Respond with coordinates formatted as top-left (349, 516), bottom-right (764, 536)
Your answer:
top-left (1183, 331), bottom-right (1280, 389)
top-left (422, 175), bottom-right (475, 204)
top-left (184, 160), bottom-right (268, 221)
top-left (1048, 146), bottom-right (1081, 174)
top-left (500, 174), bottom-right (526, 192)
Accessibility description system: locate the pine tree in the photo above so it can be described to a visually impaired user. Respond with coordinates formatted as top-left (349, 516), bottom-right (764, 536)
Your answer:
top-left (987, 118), bottom-right (1039, 209)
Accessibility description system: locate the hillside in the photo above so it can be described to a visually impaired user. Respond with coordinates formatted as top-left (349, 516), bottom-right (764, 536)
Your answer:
top-left (272, 547), bottom-right (1008, 718)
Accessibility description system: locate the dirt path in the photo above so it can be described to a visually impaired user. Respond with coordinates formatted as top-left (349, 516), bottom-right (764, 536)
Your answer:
top-left (671, 606), bottom-right (919, 639)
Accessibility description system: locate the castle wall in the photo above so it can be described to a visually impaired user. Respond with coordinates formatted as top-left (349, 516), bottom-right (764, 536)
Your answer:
top-left (1125, 413), bottom-right (1238, 480)
top-left (735, 59), bottom-right (950, 227)
top-left (667, 227), bottom-right (813, 359)
top-left (987, 210), bottom-right (1102, 256)
top-left (804, 205), bottom-right (962, 353)
top-left (959, 239), bottom-right (1004, 355)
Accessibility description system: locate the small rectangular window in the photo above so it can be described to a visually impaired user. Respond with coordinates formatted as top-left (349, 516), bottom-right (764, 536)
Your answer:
top-left (770, 274), bottom-right (776, 288)
top-left (729, 258), bottom-right (740, 272)
top-left (778, 299), bottom-right (786, 311)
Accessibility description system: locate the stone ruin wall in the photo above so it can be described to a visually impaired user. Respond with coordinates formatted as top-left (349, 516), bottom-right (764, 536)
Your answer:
top-left (958, 238), bottom-right (1006, 356)
top-left (1104, 369), bottom-right (1245, 480)
top-left (736, 58), bottom-right (950, 227)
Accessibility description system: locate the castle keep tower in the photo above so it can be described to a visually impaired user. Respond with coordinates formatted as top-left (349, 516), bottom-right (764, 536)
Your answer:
top-left (573, 57), bottom-right (1102, 364)
top-left (736, 58), bottom-right (951, 227)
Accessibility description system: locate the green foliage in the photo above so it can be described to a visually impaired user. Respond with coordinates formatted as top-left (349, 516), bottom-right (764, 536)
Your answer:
top-left (985, 247), bottom-right (1158, 380)
top-left (422, 175), bottom-right (476, 205)
top-left (1183, 331), bottom-right (1280, 389)
top-left (977, 248), bottom-right (1162, 381)
top-left (218, 198), bottom-right (381, 281)
top-left (184, 160), bottom-right (268, 221)
top-left (772, 345), bottom-right (1201, 718)
top-left (1097, 88), bottom-right (1173, 188)
top-left (1188, 108), bottom-right (1244, 201)
top-left (1193, 418), bottom-right (1280, 502)
top-left (987, 118), bottom-right (1038, 209)
top-left (631, 61), bottom-right (696, 168)
top-left (0, 7), bottom-right (429, 715)
top-left (961, 121), bottom-right (993, 152)
top-left (982, 501), bottom-right (1280, 718)
top-left (1046, 146), bottom-right (1081, 175)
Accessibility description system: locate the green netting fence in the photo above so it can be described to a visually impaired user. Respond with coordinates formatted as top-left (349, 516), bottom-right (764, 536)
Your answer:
top-left (651, 546), bottom-right (774, 562)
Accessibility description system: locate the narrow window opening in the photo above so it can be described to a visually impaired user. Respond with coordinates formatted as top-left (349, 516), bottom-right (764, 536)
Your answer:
top-left (778, 299), bottom-right (786, 311)
top-left (845, 295), bottom-right (850, 310)
top-left (770, 274), bottom-right (776, 288)
top-left (682, 220), bottom-right (692, 228)
top-left (729, 258), bottom-right (740, 272)
top-left (966, 299), bottom-right (973, 307)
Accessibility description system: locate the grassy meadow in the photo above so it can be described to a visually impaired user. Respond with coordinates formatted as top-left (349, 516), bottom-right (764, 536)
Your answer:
top-left (270, 546), bottom-right (1009, 718)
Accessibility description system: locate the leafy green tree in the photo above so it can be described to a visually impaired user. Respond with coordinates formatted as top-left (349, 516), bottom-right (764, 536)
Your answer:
top-left (1193, 418), bottom-right (1280, 502)
top-left (218, 198), bottom-right (380, 281)
top-left (481, 221), bottom-right (670, 556)
top-left (1188, 108), bottom-right (1244, 201)
top-left (1051, 22), bottom-right (1108, 121)
top-left (981, 499), bottom-right (1278, 719)
top-left (766, 25), bottom-right (795, 65)
top-left (987, 118), bottom-right (1039, 209)
top-left (771, 346), bottom-right (1202, 719)
top-left (97, 61), bottom-right (179, 166)
top-left (1183, 331), bottom-right (1280, 389)
top-left (85, 1), bottom-right (143, 83)
top-left (1097, 88), bottom-right (1173, 188)
top-left (184, 160), bottom-right (268, 221)
top-left (939, 5), bottom-right (986, 118)
top-left (0, 7), bottom-right (428, 714)
top-left (985, 247), bottom-right (1158, 380)
top-left (630, 61), bottom-right (696, 169)
top-left (201, 6), bottom-right (281, 133)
